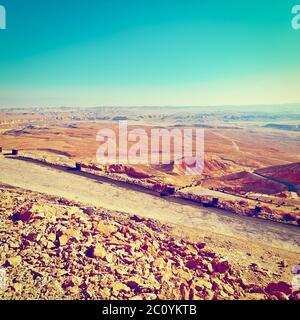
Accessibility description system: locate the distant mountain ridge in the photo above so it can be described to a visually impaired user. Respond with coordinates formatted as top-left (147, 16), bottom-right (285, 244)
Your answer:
top-left (264, 123), bottom-right (300, 131)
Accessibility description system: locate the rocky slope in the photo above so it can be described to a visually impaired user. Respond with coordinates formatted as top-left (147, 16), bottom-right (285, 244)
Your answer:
top-left (0, 186), bottom-right (298, 300)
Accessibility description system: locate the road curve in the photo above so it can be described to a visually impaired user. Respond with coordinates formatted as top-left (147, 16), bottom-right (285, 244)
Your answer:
top-left (0, 155), bottom-right (299, 253)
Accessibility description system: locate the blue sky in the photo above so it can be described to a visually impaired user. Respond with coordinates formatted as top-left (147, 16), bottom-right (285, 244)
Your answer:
top-left (0, 0), bottom-right (299, 107)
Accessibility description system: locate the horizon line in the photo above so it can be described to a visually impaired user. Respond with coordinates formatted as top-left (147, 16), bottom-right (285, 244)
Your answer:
top-left (1, 102), bottom-right (300, 110)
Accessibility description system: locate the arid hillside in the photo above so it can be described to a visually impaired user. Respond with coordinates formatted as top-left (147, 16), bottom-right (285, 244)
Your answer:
top-left (202, 171), bottom-right (288, 195)
top-left (256, 162), bottom-right (300, 194)
top-left (1, 107), bottom-right (300, 223)
top-left (1, 118), bottom-right (300, 186)
top-left (0, 186), bottom-right (299, 300)
top-left (202, 162), bottom-right (300, 199)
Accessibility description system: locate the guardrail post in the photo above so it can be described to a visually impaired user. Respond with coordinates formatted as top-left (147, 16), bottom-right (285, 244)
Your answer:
top-left (212, 197), bottom-right (219, 205)
top-left (12, 149), bottom-right (18, 156)
top-left (255, 206), bottom-right (261, 214)
top-left (75, 162), bottom-right (82, 171)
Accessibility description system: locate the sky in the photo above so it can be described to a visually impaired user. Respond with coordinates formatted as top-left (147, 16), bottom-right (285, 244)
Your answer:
top-left (0, 0), bottom-right (300, 107)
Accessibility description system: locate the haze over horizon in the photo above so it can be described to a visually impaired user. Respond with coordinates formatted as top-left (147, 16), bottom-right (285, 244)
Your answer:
top-left (0, 0), bottom-right (300, 107)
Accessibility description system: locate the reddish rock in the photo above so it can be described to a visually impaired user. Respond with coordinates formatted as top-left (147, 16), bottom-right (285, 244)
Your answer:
top-left (213, 260), bottom-right (230, 273)
top-left (246, 284), bottom-right (265, 294)
top-left (180, 283), bottom-right (189, 300)
top-left (212, 281), bottom-right (219, 291)
top-left (1, 185), bottom-right (297, 301)
top-left (185, 259), bottom-right (201, 270)
top-left (13, 208), bottom-right (32, 222)
top-left (130, 215), bottom-right (144, 223)
top-left (196, 242), bottom-right (206, 250)
top-left (189, 288), bottom-right (194, 300)
top-left (271, 291), bottom-right (289, 300)
top-left (293, 292), bottom-right (300, 300)
top-left (266, 282), bottom-right (292, 295)
top-left (203, 251), bottom-right (216, 258)
top-left (126, 281), bottom-right (142, 293)
top-left (26, 232), bottom-right (40, 242)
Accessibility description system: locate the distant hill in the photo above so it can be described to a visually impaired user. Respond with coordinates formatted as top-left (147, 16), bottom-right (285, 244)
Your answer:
top-left (264, 123), bottom-right (300, 131)
top-left (202, 170), bottom-right (287, 195)
top-left (256, 162), bottom-right (300, 191)
top-left (202, 162), bottom-right (300, 196)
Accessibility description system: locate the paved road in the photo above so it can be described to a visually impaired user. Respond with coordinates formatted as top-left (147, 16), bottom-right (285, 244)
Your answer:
top-left (252, 172), bottom-right (298, 195)
top-left (0, 155), bottom-right (299, 253)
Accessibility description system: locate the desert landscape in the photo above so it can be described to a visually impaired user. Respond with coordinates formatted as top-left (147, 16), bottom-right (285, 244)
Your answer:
top-left (0, 106), bottom-right (300, 300)
top-left (1, 106), bottom-right (300, 223)
top-left (1, 0), bottom-right (300, 308)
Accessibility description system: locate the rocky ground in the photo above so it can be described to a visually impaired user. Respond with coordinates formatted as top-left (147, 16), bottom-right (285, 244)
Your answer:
top-left (0, 186), bottom-right (299, 300)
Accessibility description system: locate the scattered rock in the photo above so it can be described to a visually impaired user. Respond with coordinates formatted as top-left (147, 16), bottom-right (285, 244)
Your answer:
top-left (13, 208), bottom-right (32, 222)
top-left (0, 186), bottom-right (298, 301)
top-left (185, 259), bottom-right (201, 270)
top-left (194, 279), bottom-right (213, 291)
top-left (58, 234), bottom-right (68, 246)
top-left (266, 282), bottom-right (292, 295)
top-left (48, 233), bottom-right (56, 242)
top-left (13, 283), bottom-right (22, 293)
top-left (278, 260), bottom-right (288, 268)
top-left (223, 284), bottom-right (235, 295)
top-left (130, 215), bottom-right (144, 222)
top-left (153, 257), bottom-right (165, 268)
top-left (196, 243), bottom-right (206, 250)
top-left (94, 222), bottom-right (118, 236)
top-left (26, 232), bottom-right (41, 242)
top-left (7, 256), bottom-right (22, 266)
top-left (213, 260), bottom-right (230, 273)
top-left (105, 253), bottom-right (114, 263)
top-left (126, 280), bottom-right (142, 293)
top-left (91, 244), bottom-right (107, 259)
top-left (112, 282), bottom-right (130, 295)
